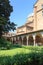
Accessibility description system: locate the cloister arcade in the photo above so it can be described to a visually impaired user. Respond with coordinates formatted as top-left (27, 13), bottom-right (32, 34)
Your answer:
top-left (8, 31), bottom-right (43, 46)
top-left (13, 34), bottom-right (35, 46)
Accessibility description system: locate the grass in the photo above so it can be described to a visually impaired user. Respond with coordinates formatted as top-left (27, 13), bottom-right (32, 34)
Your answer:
top-left (0, 45), bottom-right (43, 65)
top-left (0, 47), bottom-right (31, 57)
top-left (0, 45), bottom-right (43, 57)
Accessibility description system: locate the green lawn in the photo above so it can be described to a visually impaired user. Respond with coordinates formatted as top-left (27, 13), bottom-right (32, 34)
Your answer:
top-left (0, 47), bottom-right (31, 56)
top-left (0, 45), bottom-right (43, 65)
top-left (0, 46), bottom-right (43, 57)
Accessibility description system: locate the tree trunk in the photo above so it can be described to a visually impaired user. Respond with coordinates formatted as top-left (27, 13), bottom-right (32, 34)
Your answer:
top-left (0, 31), bottom-right (2, 38)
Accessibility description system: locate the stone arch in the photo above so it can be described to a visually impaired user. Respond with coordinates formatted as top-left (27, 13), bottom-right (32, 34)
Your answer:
top-left (7, 37), bottom-right (11, 41)
top-left (28, 34), bottom-right (34, 45)
top-left (16, 37), bottom-right (19, 44)
top-left (19, 37), bottom-right (22, 45)
top-left (23, 36), bottom-right (27, 45)
top-left (41, 36), bottom-right (43, 45)
top-left (10, 37), bottom-right (13, 43)
top-left (13, 37), bottom-right (16, 44)
top-left (35, 33), bottom-right (42, 46)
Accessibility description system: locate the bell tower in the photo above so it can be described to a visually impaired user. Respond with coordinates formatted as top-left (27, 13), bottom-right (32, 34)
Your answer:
top-left (34, 0), bottom-right (43, 31)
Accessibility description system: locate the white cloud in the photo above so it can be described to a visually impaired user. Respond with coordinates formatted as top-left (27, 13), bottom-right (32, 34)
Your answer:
top-left (27, 13), bottom-right (34, 18)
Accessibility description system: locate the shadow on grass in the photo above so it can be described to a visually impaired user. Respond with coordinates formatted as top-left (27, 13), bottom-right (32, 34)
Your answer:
top-left (0, 51), bottom-right (43, 65)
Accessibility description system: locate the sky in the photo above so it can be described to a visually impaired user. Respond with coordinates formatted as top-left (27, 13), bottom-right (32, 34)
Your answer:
top-left (9, 0), bottom-right (37, 28)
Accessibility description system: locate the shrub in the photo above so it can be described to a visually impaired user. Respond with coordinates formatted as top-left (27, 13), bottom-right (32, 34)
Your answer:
top-left (0, 50), bottom-right (43, 65)
top-left (0, 37), bottom-right (6, 47)
top-left (14, 44), bottom-right (22, 48)
top-left (0, 37), bottom-right (13, 50)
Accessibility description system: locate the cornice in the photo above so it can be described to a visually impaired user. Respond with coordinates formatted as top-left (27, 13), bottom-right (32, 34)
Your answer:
top-left (33, 0), bottom-right (39, 7)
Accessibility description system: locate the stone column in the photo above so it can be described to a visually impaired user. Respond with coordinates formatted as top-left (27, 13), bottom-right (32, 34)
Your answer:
top-left (17, 37), bottom-right (19, 44)
top-left (15, 37), bottom-right (16, 43)
top-left (22, 37), bottom-right (23, 45)
top-left (33, 36), bottom-right (36, 46)
top-left (27, 36), bottom-right (29, 46)
top-left (11, 37), bottom-right (13, 43)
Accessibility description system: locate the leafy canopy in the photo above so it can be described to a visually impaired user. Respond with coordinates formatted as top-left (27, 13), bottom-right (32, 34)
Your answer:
top-left (0, 0), bottom-right (16, 37)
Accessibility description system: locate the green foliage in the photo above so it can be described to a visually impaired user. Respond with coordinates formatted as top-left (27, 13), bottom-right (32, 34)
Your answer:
top-left (0, 37), bottom-right (13, 50)
top-left (0, 0), bottom-right (16, 37)
top-left (14, 44), bottom-right (22, 48)
top-left (0, 51), bottom-right (43, 65)
top-left (0, 46), bottom-right (43, 65)
top-left (0, 38), bottom-right (22, 50)
top-left (0, 0), bottom-right (13, 19)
